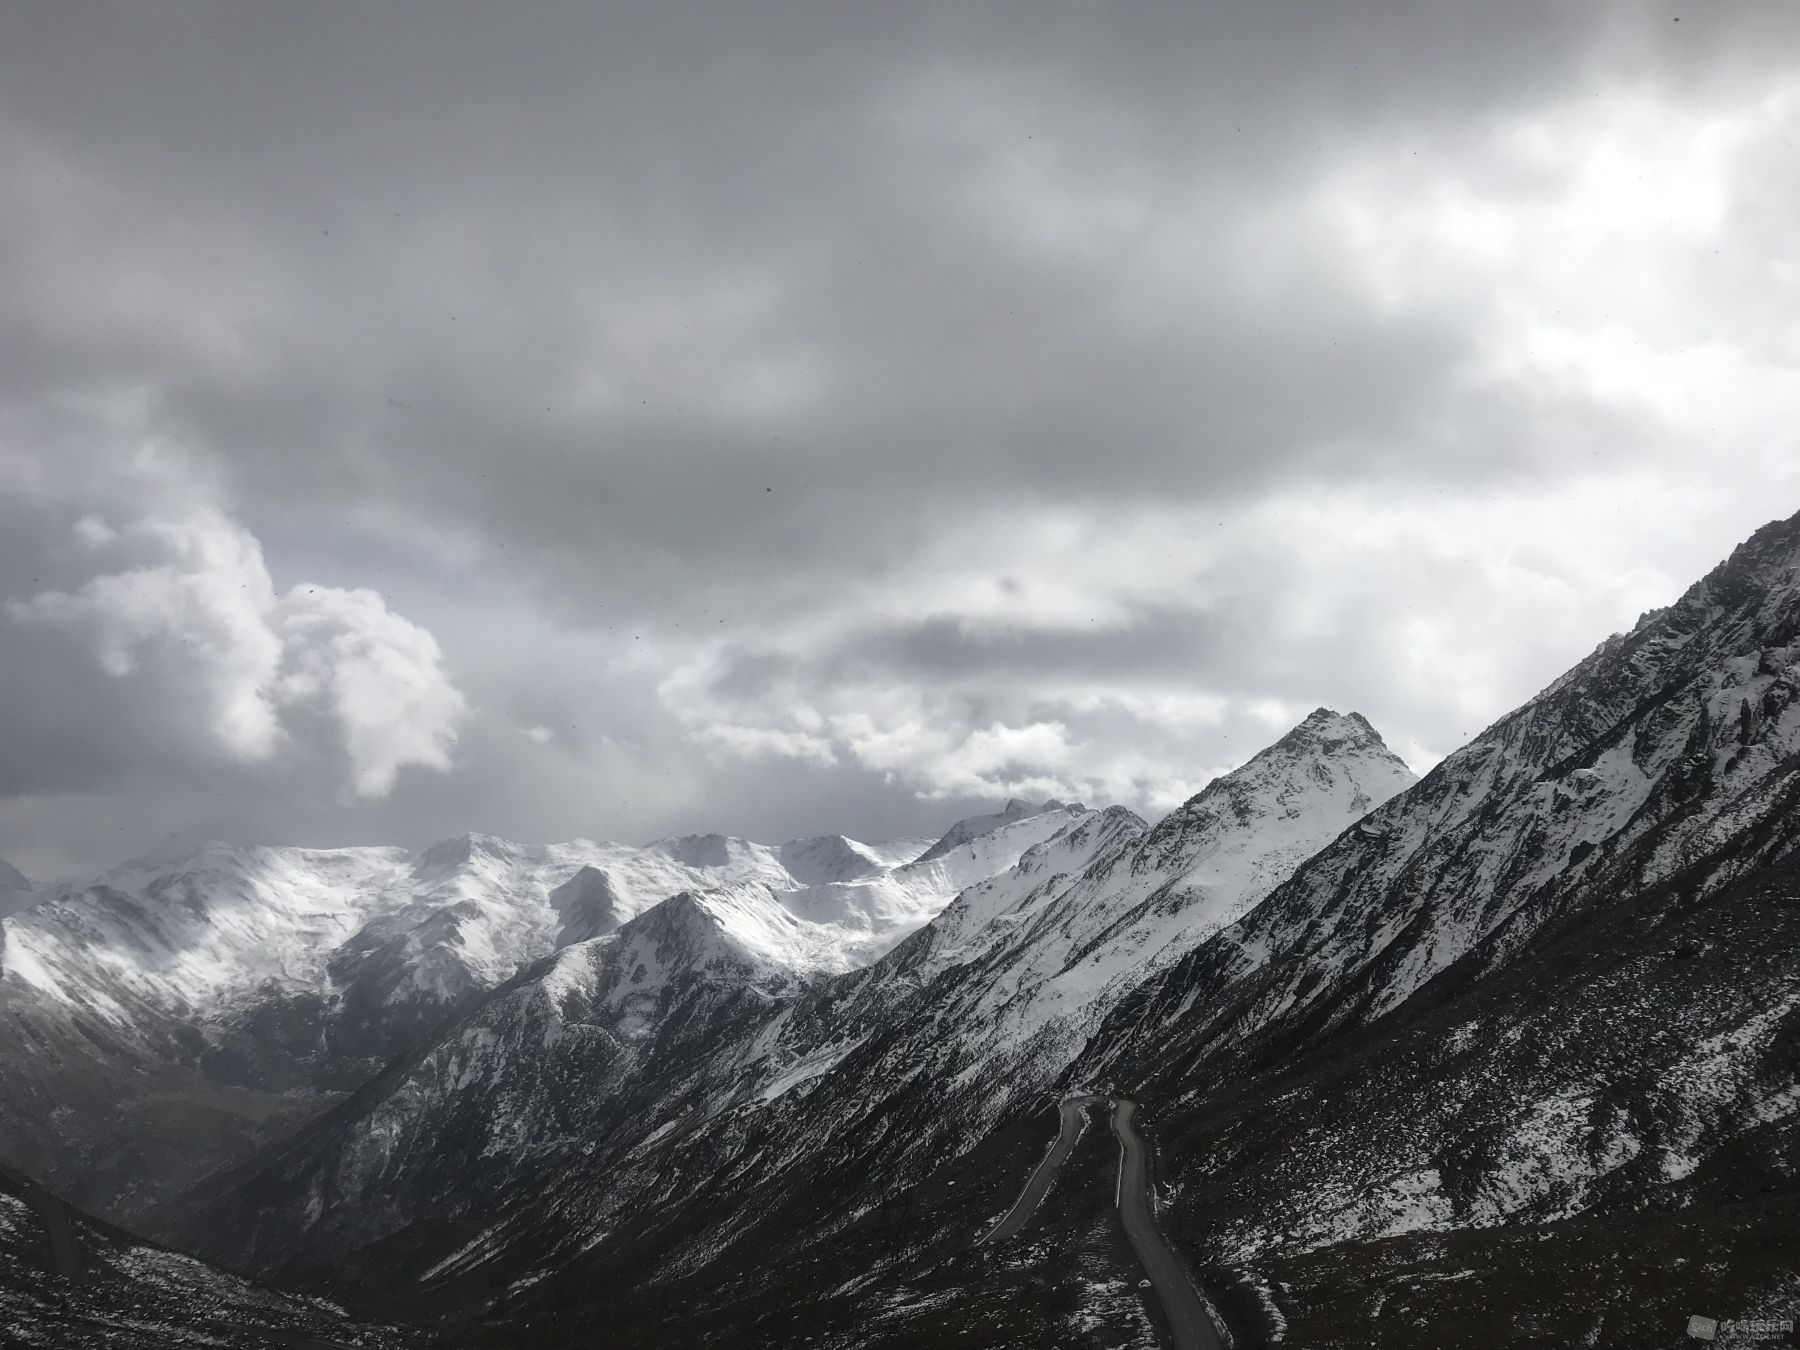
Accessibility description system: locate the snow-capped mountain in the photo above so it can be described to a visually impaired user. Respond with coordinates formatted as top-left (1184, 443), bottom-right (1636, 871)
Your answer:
top-left (776, 803), bottom-right (1098, 967)
top-left (174, 512), bottom-right (1800, 1350)
top-left (1049, 508), bottom-right (1800, 1281)
top-left (0, 805), bottom-right (1080, 1224)
top-left (773, 833), bottom-right (889, 884)
top-left (1091, 510), bottom-right (1800, 1094)
top-left (753, 709), bottom-right (1417, 1177)
top-left (169, 712), bottom-right (1412, 1295)
top-left (907, 708), bottom-right (1415, 992)
top-left (16, 515), bottom-right (1800, 1350)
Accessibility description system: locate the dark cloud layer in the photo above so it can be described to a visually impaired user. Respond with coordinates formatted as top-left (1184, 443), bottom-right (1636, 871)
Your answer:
top-left (2, 2), bottom-right (1797, 880)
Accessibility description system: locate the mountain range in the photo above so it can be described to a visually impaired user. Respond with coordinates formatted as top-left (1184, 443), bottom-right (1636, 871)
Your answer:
top-left (0, 800), bottom-right (1082, 1222)
top-left (2, 509), bottom-right (1798, 1348)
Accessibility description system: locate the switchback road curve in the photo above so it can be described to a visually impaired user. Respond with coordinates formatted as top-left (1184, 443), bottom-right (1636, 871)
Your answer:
top-left (981, 1094), bottom-right (1224, 1350)
top-left (977, 1094), bottom-right (1104, 1245)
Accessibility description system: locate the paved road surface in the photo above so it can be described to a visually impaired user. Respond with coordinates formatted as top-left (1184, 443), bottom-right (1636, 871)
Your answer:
top-left (980, 1095), bottom-right (1225, 1350)
top-left (1111, 1098), bottom-right (1222, 1350)
top-left (978, 1095), bottom-right (1104, 1245)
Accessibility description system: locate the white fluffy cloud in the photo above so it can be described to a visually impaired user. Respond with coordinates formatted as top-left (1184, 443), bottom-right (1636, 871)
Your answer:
top-left (274, 585), bottom-right (468, 796)
top-left (10, 508), bottom-right (287, 760)
top-left (8, 503), bottom-right (467, 798)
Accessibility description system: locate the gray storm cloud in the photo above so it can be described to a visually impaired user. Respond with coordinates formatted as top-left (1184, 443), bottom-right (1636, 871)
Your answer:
top-left (1, 2), bottom-right (1797, 880)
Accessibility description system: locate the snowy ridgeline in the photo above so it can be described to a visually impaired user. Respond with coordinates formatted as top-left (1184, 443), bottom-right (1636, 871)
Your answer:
top-left (0, 800), bottom-right (1084, 1036)
top-left (0, 797), bottom-right (1104, 1223)
top-left (169, 707), bottom-right (1422, 1288)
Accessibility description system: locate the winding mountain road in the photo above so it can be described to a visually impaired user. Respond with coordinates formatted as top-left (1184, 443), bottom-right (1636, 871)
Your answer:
top-left (978, 1094), bottom-right (1103, 1245)
top-left (983, 1095), bottom-right (1222, 1350)
top-left (1111, 1098), bottom-right (1222, 1350)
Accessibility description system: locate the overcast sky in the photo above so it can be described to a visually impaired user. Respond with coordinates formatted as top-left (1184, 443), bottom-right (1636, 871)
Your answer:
top-left (2, 2), bottom-right (1798, 882)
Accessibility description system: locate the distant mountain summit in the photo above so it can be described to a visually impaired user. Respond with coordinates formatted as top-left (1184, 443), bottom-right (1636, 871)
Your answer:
top-left (774, 834), bottom-right (889, 885)
top-left (1121, 706), bottom-right (1414, 909)
top-left (548, 865), bottom-right (624, 945)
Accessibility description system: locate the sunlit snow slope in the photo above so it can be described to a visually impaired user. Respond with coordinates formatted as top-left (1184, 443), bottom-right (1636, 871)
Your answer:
top-left (0, 804), bottom-right (1079, 1223)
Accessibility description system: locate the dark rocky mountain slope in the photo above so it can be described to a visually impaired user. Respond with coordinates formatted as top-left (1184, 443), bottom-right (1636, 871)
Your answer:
top-left (0, 1161), bottom-right (423, 1349)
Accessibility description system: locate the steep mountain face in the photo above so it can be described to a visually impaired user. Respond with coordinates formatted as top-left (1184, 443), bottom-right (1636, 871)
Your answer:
top-left (0, 1161), bottom-right (420, 1349)
top-left (547, 865), bottom-right (624, 945)
top-left (585, 711), bottom-right (1414, 1301)
top-left (1087, 511), bottom-right (1800, 1100)
top-left (911, 709), bottom-right (1416, 1028)
top-left (1008, 510), bottom-right (1800, 1319)
top-left (172, 714), bottom-right (1412, 1305)
top-left (0, 810), bottom-right (1073, 1225)
top-left (1121, 709), bottom-right (1413, 913)
top-left (1137, 844), bottom-right (1800, 1291)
